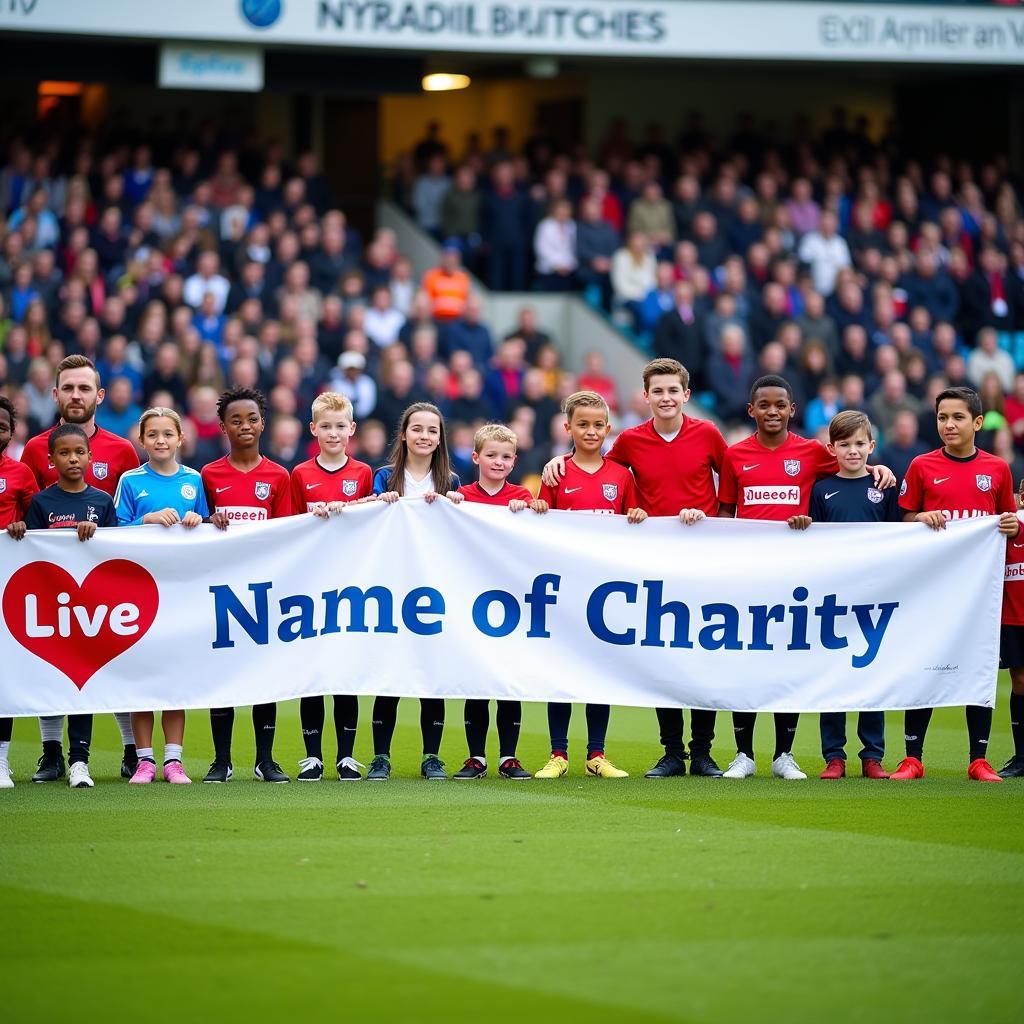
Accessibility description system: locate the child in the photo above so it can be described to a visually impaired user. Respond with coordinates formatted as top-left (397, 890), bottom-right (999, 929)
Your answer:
top-left (0, 396), bottom-right (39, 789)
top-left (114, 407), bottom-right (215, 785)
top-left (367, 402), bottom-right (460, 781)
top-left (804, 410), bottom-right (900, 780)
top-left (290, 392), bottom-right (373, 782)
top-left (201, 387), bottom-right (293, 784)
top-left (715, 374), bottom-right (895, 781)
top-left (531, 391), bottom-right (647, 779)
top-left (446, 423), bottom-right (534, 780)
top-left (6, 424), bottom-right (117, 789)
top-left (998, 478), bottom-right (1024, 779)
top-left (894, 385), bottom-right (1018, 783)
top-left (541, 358), bottom-right (729, 779)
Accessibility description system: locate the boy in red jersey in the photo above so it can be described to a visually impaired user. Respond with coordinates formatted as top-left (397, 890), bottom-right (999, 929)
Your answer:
top-left (544, 358), bottom-right (728, 778)
top-left (716, 374), bottom-right (895, 781)
top-left (0, 396), bottom-right (38, 789)
top-left (447, 423), bottom-right (534, 780)
top-left (893, 385), bottom-right (1018, 783)
top-left (290, 392), bottom-right (373, 782)
top-left (201, 386), bottom-right (292, 784)
top-left (532, 391), bottom-right (646, 779)
top-left (19, 355), bottom-right (141, 782)
top-left (998, 478), bottom-right (1024, 778)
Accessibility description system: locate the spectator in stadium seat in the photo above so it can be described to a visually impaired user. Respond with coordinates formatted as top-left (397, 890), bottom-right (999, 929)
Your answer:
top-left (143, 342), bottom-right (188, 408)
top-left (627, 181), bottom-right (675, 257)
top-left (968, 327), bottom-right (1015, 392)
top-left (691, 211), bottom-right (729, 270)
top-left (506, 306), bottom-right (551, 364)
top-left (576, 350), bottom-right (619, 413)
top-left (482, 161), bottom-right (530, 291)
top-left (449, 367), bottom-right (493, 426)
top-left (330, 351), bottom-right (377, 421)
top-left (798, 210), bottom-right (851, 296)
top-left (183, 251), bottom-right (229, 313)
top-left (960, 245), bottom-right (1012, 342)
top-left (276, 261), bottom-right (322, 323)
top-left (749, 282), bottom-right (791, 351)
top-left (439, 293), bottom-right (493, 368)
top-left (373, 359), bottom-right (422, 434)
top-left (484, 336), bottom-right (527, 418)
top-left (653, 279), bottom-right (703, 385)
top-left (637, 261), bottom-right (677, 335)
top-left (875, 407), bottom-right (930, 482)
top-left (308, 222), bottom-right (355, 295)
top-left (363, 285), bottom-right (406, 350)
top-left (671, 174), bottom-right (702, 240)
top-left (412, 153), bottom-right (451, 240)
top-left (533, 198), bottom-right (578, 292)
top-left (611, 231), bottom-right (656, 326)
top-left (8, 188), bottom-right (59, 251)
top-left (93, 375), bottom-right (141, 440)
top-left (786, 177), bottom-right (820, 237)
top-left (727, 195), bottom-right (764, 256)
top-left (422, 242), bottom-right (470, 322)
top-left (803, 377), bottom-right (842, 436)
top-left (440, 165), bottom-right (481, 258)
top-left (226, 260), bottom-right (270, 315)
top-left (869, 369), bottom-right (922, 437)
top-left (575, 195), bottom-right (619, 309)
top-left (707, 323), bottom-right (755, 423)
top-left (901, 248), bottom-right (959, 325)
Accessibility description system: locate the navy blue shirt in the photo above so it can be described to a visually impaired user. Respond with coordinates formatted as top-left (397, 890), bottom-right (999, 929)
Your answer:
top-left (809, 474), bottom-right (901, 524)
top-left (24, 484), bottom-right (117, 531)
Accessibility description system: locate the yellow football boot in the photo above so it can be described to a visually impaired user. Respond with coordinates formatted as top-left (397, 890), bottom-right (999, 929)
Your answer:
top-left (534, 754), bottom-right (569, 778)
top-left (585, 755), bottom-right (629, 778)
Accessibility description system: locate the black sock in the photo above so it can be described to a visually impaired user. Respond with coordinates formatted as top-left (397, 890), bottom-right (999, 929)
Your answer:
top-left (253, 702), bottom-right (277, 764)
top-left (0, 717), bottom-right (11, 744)
top-left (420, 698), bottom-right (445, 756)
top-left (773, 712), bottom-right (799, 759)
top-left (67, 714), bottom-right (92, 765)
top-left (733, 712), bottom-right (756, 757)
top-left (300, 696), bottom-right (324, 759)
top-left (464, 699), bottom-right (489, 758)
top-left (210, 707), bottom-right (234, 763)
top-left (372, 696), bottom-right (398, 757)
top-left (333, 695), bottom-right (359, 761)
top-left (1011, 693), bottom-right (1024, 758)
top-left (42, 739), bottom-right (62, 757)
top-left (496, 700), bottom-right (521, 758)
top-left (690, 709), bottom-right (716, 758)
top-left (965, 704), bottom-right (992, 762)
top-left (656, 707), bottom-right (686, 757)
top-left (904, 707), bottom-right (933, 759)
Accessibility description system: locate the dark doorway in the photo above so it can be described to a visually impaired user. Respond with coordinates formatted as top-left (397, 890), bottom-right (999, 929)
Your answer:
top-left (322, 98), bottom-right (380, 242)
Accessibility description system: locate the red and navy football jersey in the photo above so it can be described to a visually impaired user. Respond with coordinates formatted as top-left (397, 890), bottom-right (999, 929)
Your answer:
top-left (0, 453), bottom-right (38, 528)
top-left (538, 458), bottom-right (638, 514)
top-left (457, 480), bottom-right (534, 506)
top-left (290, 456), bottom-right (373, 513)
top-left (1003, 513), bottom-right (1024, 626)
top-left (20, 424), bottom-right (139, 497)
top-left (718, 432), bottom-right (836, 521)
top-left (607, 416), bottom-right (726, 517)
top-left (202, 455), bottom-right (292, 523)
top-left (899, 448), bottom-right (1014, 522)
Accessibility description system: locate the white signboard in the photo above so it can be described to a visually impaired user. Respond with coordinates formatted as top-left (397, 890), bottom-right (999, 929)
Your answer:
top-left (158, 44), bottom-right (264, 91)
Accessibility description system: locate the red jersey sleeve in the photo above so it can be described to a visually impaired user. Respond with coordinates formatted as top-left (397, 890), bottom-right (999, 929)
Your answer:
top-left (538, 480), bottom-right (558, 508)
top-left (718, 452), bottom-right (738, 506)
top-left (709, 426), bottom-right (727, 472)
top-left (271, 471), bottom-right (293, 518)
top-left (356, 463), bottom-right (373, 500)
top-left (289, 468), bottom-right (305, 512)
top-left (20, 436), bottom-right (49, 488)
top-left (899, 458), bottom-right (923, 513)
top-left (812, 441), bottom-right (839, 479)
top-left (996, 463), bottom-right (1016, 515)
top-left (200, 465), bottom-right (216, 513)
top-left (605, 433), bottom-right (631, 468)
top-left (621, 470), bottom-right (639, 511)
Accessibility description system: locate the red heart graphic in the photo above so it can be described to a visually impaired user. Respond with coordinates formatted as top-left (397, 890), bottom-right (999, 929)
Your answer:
top-left (3, 560), bottom-right (159, 689)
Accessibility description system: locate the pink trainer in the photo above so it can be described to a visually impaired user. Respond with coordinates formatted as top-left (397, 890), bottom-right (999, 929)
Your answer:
top-left (163, 760), bottom-right (192, 785)
top-left (129, 760), bottom-right (157, 785)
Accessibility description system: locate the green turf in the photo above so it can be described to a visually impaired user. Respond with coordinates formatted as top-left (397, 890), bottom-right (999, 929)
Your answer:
top-left (3, 682), bottom-right (1022, 1024)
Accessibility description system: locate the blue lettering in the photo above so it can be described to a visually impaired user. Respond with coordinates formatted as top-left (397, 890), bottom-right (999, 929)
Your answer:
top-left (852, 602), bottom-right (898, 668)
top-left (698, 603), bottom-right (742, 650)
top-left (525, 573), bottom-right (560, 638)
top-left (472, 589), bottom-right (521, 638)
top-left (278, 595), bottom-right (317, 643)
top-left (210, 582), bottom-right (271, 649)
top-left (641, 580), bottom-right (692, 649)
top-left (587, 581), bottom-right (637, 646)
top-left (402, 587), bottom-right (444, 635)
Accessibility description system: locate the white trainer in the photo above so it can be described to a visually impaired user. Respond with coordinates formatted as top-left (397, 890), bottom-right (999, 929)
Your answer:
top-left (722, 753), bottom-right (756, 778)
top-left (772, 752), bottom-right (807, 780)
top-left (0, 760), bottom-right (13, 789)
top-left (68, 762), bottom-right (94, 788)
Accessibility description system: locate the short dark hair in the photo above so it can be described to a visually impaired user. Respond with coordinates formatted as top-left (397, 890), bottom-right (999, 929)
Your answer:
top-left (829, 410), bottom-right (873, 444)
top-left (750, 374), bottom-right (793, 403)
top-left (0, 395), bottom-right (15, 430)
top-left (55, 354), bottom-right (101, 388)
top-left (936, 386), bottom-right (982, 419)
top-left (48, 423), bottom-right (89, 454)
top-left (217, 386), bottom-right (267, 423)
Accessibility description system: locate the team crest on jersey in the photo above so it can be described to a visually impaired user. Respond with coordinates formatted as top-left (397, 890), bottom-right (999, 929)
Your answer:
top-left (0, 480), bottom-right (6, 495)
top-left (867, 487), bottom-right (884, 504)
top-left (900, 479), bottom-right (908, 496)
top-left (181, 483), bottom-right (197, 501)
top-left (93, 462), bottom-right (109, 481)
top-left (977, 474), bottom-right (992, 492)
top-left (342, 479), bottom-right (358, 497)
top-left (784, 460), bottom-right (801, 476)
top-left (602, 483), bottom-right (618, 501)
top-left (254, 481), bottom-right (271, 500)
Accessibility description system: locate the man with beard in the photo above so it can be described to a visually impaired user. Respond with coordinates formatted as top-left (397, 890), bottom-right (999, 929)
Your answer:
top-left (19, 355), bottom-right (141, 783)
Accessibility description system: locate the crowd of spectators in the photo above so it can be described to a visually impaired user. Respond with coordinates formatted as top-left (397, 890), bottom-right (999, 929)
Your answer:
top-left (3, 107), bottom-right (1024, 499)
top-left (397, 111), bottom-right (1024, 480)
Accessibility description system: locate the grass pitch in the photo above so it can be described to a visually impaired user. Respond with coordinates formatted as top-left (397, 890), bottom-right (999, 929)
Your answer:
top-left (3, 684), bottom-right (1022, 1024)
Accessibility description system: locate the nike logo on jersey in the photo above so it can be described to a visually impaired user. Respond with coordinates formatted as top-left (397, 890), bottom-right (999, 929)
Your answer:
top-left (824, 491), bottom-right (839, 500)
top-left (933, 477), bottom-right (950, 484)
top-left (742, 464), bottom-right (760, 471)
top-left (564, 486), bottom-right (582, 493)
top-left (215, 486), bottom-right (232, 493)
top-left (305, 483), bottom-right (322, 490)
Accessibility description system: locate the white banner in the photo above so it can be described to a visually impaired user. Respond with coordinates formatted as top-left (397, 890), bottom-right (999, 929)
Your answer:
top-left (1, 1), bottom-right (1022, 65)
top-left (158, 44), bottom-right (265, 92)
top-left (0, 500), bottom-right (1005, 717)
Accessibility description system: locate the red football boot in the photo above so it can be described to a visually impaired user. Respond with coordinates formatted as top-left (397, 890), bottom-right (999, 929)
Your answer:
top-left (820, 758), bottom-right (845, 779)
top-left (861, 759), bottom-right (889, 779)
top-left (968, 758), bottom-right (1003, 783)
top-left (889, 757), bottom-right (925, 780)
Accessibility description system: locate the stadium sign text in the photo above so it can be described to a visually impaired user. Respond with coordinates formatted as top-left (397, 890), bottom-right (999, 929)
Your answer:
top-left (0, 500), bottom-right (1004, 717)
